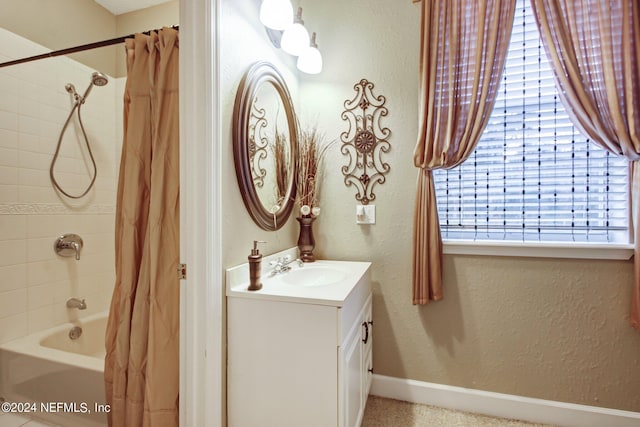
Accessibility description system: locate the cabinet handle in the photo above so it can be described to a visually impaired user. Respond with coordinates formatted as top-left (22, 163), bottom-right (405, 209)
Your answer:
top-left (362, 321), bottom-right (369, 344)
top-left (368, 367), bottom-right (373, 374)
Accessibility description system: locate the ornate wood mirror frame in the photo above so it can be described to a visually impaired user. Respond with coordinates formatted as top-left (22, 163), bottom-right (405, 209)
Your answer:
top-left (233, 61), bottom-right (298, 230)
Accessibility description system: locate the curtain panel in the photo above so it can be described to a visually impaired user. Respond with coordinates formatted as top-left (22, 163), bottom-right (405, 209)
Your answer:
top-left (104, 28), bottom-right (180, 426)
top-left (412, 0), bottom-right (516, 304)
top-left (531, 0), bottom-right (640, 331)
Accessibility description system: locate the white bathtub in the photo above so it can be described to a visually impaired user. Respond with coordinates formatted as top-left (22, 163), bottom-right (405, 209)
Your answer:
top-left (0, 312), bottom-right (108, 427)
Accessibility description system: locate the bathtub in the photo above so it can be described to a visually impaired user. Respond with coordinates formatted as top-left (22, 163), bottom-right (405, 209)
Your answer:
top-left (0, 312), bottom-right (108, 427)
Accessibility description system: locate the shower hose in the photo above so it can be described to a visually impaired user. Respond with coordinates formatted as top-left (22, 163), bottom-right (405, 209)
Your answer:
top-left (49, 99), bottom-right (98, 199)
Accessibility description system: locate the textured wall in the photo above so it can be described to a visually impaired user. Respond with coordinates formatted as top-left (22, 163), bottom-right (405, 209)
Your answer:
top-left (0, 0), bottom-right (179, 78)
top-left (0, 0), bottom-right (118, 76)
top-left (115, 1), bottom-right (180, 77)
top-left (300, 0), bottom-right (640, 413)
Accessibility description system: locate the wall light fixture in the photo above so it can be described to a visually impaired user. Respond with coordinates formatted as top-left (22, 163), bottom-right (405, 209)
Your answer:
top-left (280, 7), bottom-right (310, 56)
top-left (296, 33), bottom-right (322, 74)
top-left (259, 2), bottom-right (322, 74)
top-left (260, 0), bottom-right (293, 30)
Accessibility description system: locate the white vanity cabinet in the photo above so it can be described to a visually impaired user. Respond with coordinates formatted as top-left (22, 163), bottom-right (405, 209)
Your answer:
top-left (226, 259), bottom-right (372, 427)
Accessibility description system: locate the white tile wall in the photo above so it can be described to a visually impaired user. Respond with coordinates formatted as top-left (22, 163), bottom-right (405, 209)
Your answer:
top-left (0, 28), bottom-right (122, 344)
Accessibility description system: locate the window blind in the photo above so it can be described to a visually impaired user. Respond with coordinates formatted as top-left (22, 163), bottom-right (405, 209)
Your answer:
top-left (433, 0), bottom-right (629, 243)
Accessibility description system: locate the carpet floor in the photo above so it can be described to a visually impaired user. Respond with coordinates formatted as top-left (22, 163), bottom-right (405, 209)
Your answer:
top-left (361, 396), bottom-right (556, 427)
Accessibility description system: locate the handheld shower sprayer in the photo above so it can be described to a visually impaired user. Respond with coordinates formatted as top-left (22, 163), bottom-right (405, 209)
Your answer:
top-left (50, 70), bottom-right (109, 199)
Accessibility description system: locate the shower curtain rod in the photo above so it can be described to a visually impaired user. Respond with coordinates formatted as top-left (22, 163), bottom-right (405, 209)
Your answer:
top-left (0, 25), bottom-right (179, 69)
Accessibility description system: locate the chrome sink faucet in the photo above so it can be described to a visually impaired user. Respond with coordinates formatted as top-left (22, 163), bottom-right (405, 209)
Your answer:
top-left (66, 297), bottom-right (87, 310)
top-left (269, 255), bottom-right (303, 276)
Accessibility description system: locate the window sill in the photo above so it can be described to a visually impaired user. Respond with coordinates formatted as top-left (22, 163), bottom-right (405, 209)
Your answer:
top-left (443, 240), bottom-right (634, 260)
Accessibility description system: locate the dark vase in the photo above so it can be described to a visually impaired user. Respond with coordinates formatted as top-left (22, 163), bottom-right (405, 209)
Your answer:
top-left (296, 216), bottom-right (316, 262)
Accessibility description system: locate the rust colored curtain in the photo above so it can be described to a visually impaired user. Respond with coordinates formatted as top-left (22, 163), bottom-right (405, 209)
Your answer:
top-left (412, 0), bottom-right (515, 304)
top-left (104, 28), bottom-right (180, 426)
top-left (531, 0), bottom-right (640, 331)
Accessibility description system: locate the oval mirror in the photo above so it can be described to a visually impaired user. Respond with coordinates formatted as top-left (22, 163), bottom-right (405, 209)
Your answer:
top-left (233, 62), bottom-right (298, 230)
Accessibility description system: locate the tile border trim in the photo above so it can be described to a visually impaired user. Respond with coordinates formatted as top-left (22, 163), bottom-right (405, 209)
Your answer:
top-left (0, 203), bottom-right (115, 215)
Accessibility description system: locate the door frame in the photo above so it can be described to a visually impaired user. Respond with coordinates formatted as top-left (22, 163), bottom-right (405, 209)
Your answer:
top-left (179, 0), bottom-right (223, 426)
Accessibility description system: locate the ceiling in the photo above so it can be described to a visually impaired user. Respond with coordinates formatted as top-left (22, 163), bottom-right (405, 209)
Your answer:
top-left (94, 0), bottom-right (173, 15)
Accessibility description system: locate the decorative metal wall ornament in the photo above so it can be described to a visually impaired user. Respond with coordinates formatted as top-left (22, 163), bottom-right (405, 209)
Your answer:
top-left (340, 79), bottom-right (391, 204)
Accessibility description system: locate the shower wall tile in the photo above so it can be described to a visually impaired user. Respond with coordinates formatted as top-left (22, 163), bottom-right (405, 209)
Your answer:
top-left (0, 91), bottom-right (19, 113)
top-left (0, 214), bottom-right (26, 239)
top-left (26, 215), bottom-right (70, 238)
top-left (18, 132), bottom-right (39, 153)
top-left (0, 73), bottom-right (21, 97)
top-left (19, 80), bottom-right (41, 103)
top-left (0, 185), bottom-right (18, 202)
top-left (26, 259), bottom-right (70, 287)
top-left (26, 237), bottom-right (54, 263)
top-left (0, 264), bottom-right (26, 293)
top-left (18, 150), bottom-right (48, 171)
top-left (0, 110), bottom-right (18, 131)
top-left (17, 187), bottom-right (45, 204)
top-left (0, 129), bottom-right (18, 149)
top-left (0, 289), bottom-right (27, 319)
top-left (0, 165), bottom-right (18, 185)
top-left (27, 304), bottom-right (67, 334)
top-left (18, 169), bottom-right (47, 188)
top-left (0, 148), bottom-right (18, 166)
top-left (18, 115), bottom-right (40, 136)
top-left (27, 282), bottom-right (57, 310)
top-left (0, 239), bottom-right (27, 267)
top-left (40, 104), bottom-right (66, 126)
top-left (38, 89), bottom-right (65, 110)
top-left (0, 313), bottom-right (28, 343)
top-left (0, 29), bottom-right (121, 344)
top-left (18, 97), bottom-right (40, 119)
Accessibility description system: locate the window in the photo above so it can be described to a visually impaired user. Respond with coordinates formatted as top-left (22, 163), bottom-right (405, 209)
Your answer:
top-left (433, 0), bottom-right (629, 244)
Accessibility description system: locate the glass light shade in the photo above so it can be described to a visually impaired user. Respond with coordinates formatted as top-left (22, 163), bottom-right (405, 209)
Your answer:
top-left (297, 46), bottom-right (323, 74)
top-left (259, 0), bottom-right (293, 31)
top-left (280, 23), bottom-right (310, 56)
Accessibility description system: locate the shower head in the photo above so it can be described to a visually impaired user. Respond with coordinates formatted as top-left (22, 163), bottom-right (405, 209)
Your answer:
top-left (91, 71), bottom-right (108, 87)
top-left (80, 71), bottom-right (108, 103)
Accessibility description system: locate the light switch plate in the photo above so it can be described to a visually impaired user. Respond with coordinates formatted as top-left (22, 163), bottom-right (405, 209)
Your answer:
top-left (356, 204), bottom-right (376, 225)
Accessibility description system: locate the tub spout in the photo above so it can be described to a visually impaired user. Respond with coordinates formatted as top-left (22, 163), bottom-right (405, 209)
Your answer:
top-left (66, 298), bottom-right (87, 310)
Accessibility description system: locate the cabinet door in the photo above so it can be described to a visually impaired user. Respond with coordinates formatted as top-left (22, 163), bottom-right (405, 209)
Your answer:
top-left (341, 315), bottom-right (364, 427)
top-left (362, 296), bottom-right (373, 400)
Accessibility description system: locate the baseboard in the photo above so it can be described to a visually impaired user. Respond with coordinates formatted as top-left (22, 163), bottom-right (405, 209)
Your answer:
top-left (370, 374), bottom-right (640, 427)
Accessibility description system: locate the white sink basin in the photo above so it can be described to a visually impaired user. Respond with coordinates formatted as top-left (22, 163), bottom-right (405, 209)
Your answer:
top-left (226, 250), bottom-right (371, 306)
top-left (279, 265), bottom-right (348, 287)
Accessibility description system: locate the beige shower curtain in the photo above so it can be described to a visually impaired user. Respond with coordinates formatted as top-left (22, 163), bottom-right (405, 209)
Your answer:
top-left (104, 28), bottom-right (180, 427)
top-left (530, 0), bottom-right (640, 331)
top-left (412, 0), bottom-right (515, 304)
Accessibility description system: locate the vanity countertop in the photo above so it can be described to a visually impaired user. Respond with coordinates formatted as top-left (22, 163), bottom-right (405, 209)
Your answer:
top-left (225, 248), bottom-right (371, 307)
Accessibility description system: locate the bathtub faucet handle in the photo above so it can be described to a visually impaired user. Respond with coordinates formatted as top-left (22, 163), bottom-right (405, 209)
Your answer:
top-left (54, 234), bottom-right (83, 261)
top-left (66, 297), bottom-right (87, 310)
top-left (72, 241), bottom-right (81, 260)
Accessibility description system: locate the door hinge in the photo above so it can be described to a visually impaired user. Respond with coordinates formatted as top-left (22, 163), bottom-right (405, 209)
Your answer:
top-left (177, 263), bottom-right (187, 280)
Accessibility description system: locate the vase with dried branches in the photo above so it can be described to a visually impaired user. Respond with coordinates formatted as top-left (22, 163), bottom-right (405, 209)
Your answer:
top-left (296, 128), bottom-right (333, 262)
